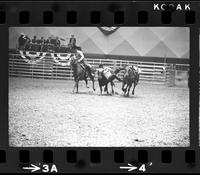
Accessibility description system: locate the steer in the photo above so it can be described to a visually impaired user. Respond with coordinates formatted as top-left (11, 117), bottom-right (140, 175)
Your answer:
top-left (97, 64), bottom-right (123, 94)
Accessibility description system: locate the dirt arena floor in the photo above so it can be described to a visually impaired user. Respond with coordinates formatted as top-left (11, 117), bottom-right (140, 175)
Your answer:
top-left (9, 77), bottom-right (189, 147)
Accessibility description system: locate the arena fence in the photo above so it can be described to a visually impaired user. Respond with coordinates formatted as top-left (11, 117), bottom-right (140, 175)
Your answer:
top-left (8, 53), bottom-right (189, 86)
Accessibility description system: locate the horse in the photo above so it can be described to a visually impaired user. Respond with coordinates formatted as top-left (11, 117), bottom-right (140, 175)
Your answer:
top-left (68, 55), bottom-right (96, 93)
top-left (122, 65), bottom-right (140, 96)
top-left (97, 66), bottom-right (124, 94)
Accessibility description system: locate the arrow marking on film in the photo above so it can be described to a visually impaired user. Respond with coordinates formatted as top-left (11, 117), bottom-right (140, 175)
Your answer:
top-left (120, 163), bottom-right (137, 172)
top-left (22, 164), bottom-right (40, 172)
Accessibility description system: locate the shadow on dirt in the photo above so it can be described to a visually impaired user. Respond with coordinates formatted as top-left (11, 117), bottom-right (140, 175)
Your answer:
top-left (63, 90), bottom-right (142, 99)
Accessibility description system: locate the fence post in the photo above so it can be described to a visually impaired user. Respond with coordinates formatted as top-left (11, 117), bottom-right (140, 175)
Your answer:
top-left (31, 60), bottom-right (33, 79)
top-left (152, 63), bottom-right (155, 83)
top-left (163, 64), bottom-right (166, 85)
top-left (51, 58), bottom-right (53, 80)
top-left (43, 58), bottom-right (44, 79)
top-left (56, 62), bottom-right (57, 80)
top-left (113, 60), bottom-right (116, 69)
top-left (70, 68), bottom-right (72, 80)
top-left (168, 63), bottom-right (176, 87)
top-left (11, 55), bottom-right (14, 77)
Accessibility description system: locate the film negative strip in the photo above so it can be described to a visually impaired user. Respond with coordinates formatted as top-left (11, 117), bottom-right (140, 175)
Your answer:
top-left (0, 0), bottom-right (199, 173)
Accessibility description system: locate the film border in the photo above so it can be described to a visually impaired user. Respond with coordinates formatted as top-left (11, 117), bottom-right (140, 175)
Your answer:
top-left (0, 1), bottom-right (199, 173)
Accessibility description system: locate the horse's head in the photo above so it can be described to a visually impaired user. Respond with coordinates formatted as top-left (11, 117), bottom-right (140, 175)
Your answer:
top-left (132, 65), bottom-right (142, 74)
top-left (124, 65), bottom-right (137, 78)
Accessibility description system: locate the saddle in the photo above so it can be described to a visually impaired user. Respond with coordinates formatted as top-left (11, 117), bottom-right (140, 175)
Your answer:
top-left (79, 62), bottom-right (86, 70)
top-left (102, 67), bottom-right (112, 79)
top-left (78, 61), bottom-right (90, 76)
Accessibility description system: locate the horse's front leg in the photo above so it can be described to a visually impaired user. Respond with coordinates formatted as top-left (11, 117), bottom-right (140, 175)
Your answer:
top-left (73, 82), bottom-right (78, 93)
top-left (90, 76), bottom-right (96, 91)
top-left (111, 81), bottom-right (114, 94)
top-left (132, 82), bottom-right (137, 95)
top-left (85, 79), bottom-right (89, 88)
top-left (104, 84), bottom-right (107, 92)
top-left (73, 77), bottom-right (79, 93)
top-left (122, 81), bottom-right (125, 92)
top-left (92, 79), bottom-right (95, 91)
top-left (73, 78), bottom-right (77, 93)
top-left (99, 82), bottom-right (102, 95)
top-left (127, 83), bottom-right (132, 97)
top-left (104, 84), bottom-right (109, 94)
top-left (76, 80), bottom-right (79, 93)
top-left (100, 86), bottom-right (102, 94)
top-left (122, 83), bottom-right (128, 95)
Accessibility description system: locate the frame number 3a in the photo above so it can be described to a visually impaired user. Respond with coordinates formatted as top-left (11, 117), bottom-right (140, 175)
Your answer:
top-left (42, 164), bottom-right (58, 173)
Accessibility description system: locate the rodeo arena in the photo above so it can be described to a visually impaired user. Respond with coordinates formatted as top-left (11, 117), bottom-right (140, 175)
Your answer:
top-left (9, 27), bottom-right (189, 147)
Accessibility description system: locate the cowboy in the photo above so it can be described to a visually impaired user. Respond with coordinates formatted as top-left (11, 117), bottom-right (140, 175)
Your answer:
top-left (31, 35), bottom-right (37, 44)
top-left (45, 37), bottom-right (51, 45)
top-left (44, 36), bottom-right (54, 52)
top-left (74, 47), bottom-right (94, 77)
top-left (18, 33), bottom-right (27, 50)
top-left (37, 36), bottom-right (45, 51)
top-left (40, 36), bottom-right (45, 44)
top-left (188, 68), bottom-right (190, 88)
top-left (69, 35), bottom-right (76, 49)
top-left (25, 35), bottom-right (31, 44)
top-left (55, 36), bottom-right (61, 47)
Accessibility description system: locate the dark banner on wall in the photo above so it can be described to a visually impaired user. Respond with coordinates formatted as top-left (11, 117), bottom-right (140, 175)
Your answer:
top-left (98, 27), bottom-right (119, 35)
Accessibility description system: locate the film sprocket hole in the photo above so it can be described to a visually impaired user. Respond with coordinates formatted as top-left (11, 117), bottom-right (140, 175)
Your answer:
top-left (0, 1), bottom-right (199, 173)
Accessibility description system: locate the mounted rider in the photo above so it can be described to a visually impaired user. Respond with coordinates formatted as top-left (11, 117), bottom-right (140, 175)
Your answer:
top-left (68, 35), bottom-right (76, 49)
top-left (70, 46), bottom-right (94, 77)
top-left (18, 33), bottom-right (29, 50)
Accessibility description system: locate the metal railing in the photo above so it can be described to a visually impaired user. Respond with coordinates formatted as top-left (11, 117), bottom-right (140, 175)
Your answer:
top-left (9, 53), bottom-right (189, 85)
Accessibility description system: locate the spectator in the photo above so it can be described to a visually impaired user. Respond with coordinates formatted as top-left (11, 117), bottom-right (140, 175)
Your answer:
top-left (50, 37), bottom-right (56, 46)
top-left (45, 37), bottom-right (51, 45)
top-left (49, 35), bottom-right (55, 45)
top-left (43, 37), bottom-right (51, 52)
top-left (25, 35), bottom-right (31, 44)
top-left (37, 37), bottom-right (45, 52)
top-left (55, 36), bottom-right (61, 47)
top-left (31, 35), bottom-right (37, 44)
top-left (18, 33), bottom-right (27, 50)
top-left (24, 35), bottom-right (32, 50)
top-left (188, 68), bottom-right (190, 88)
top-left (41, 37), bottom-right (45, 45)
top-left (69, 35), bottom-right (76, 49)
top-left (36, 36), bottom-right (44, 45)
